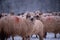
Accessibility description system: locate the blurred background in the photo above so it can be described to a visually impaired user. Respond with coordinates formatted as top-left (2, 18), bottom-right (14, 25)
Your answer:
top-left (0, 0), bottom-right (60, 14)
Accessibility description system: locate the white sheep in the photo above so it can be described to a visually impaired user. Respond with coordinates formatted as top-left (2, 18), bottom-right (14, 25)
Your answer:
top-left (0, 16), bottom-right (33, 40)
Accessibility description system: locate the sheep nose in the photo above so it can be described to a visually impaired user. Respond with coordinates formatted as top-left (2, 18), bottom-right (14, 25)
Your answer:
top-left (31, 18), bottom-right (34, 21)
top-left (36, 15), bottom-right (39, 18)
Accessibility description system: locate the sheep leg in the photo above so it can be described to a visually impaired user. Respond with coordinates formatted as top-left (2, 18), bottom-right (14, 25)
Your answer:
top-left (0, 35), bottom-right (5, 40)
top-left (36, 35), bottom-right (38, 38)
top-left (44, 32), bottom-right (47, 38)
top-left (12, 36), bottom-right (14, 40)
top-left (26, 36), bottom-right (30, 40)
top-left (0, 31), bottom-right (6, 40)
top-left (22, 36), bottom-right (30, 40)
top-left (38, 32), bottom-right (43, 40)
top-left (22, 37), bottom-right (27, 40)
top-left (55, 34), bottom-right (56, 38)
top-left (0, 34), bottom-right (5, 40)
top-left (30, 35), bottom-right (32, 38)
top-left (27, 37), bottom-right (30, 40)
top-left (4, 37), bottom-right (7, 40)
top-left (39, 35), bottom-right (43, 40)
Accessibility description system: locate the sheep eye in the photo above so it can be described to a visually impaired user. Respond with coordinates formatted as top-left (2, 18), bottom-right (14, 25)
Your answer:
top-left (27, 15), bottom-right (30, 18)
top-left (34, 15), bottom-right (39, 19)
top-left (28, 16), bottom-right (30, 17)
top-left (26, 15), bottom-right (31, 18)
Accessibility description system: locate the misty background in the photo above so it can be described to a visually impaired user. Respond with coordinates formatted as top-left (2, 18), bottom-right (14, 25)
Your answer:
top-left (0, 0), bottom-right (60, 13)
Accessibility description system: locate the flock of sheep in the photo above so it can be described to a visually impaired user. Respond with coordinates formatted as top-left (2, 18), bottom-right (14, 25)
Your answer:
top-left (0, 11), bottom-right (60, 40)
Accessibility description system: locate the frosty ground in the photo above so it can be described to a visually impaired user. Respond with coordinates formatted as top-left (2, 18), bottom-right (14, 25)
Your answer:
top-left (7, 33), bottom-right (60, 40)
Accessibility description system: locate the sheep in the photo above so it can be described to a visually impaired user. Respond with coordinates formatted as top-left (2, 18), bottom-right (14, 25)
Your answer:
top-left (36, 14), bottom-right (60, 38)
top-left (0, 13), bottom-right (8, 40)
top-left (0, 15), bottom-right (44, 40)
top-left (25, 12), bottom-right (44, 40)
top-left (19, 11), bottom-right (30, 19)
top-left (0, 15), bottom-right (33, 40)
top-left (26, 12), bottom-right (35, 20)
top-left (16, 11), bottom-right (44, 40)
top-left (52, 12), bottom-right (58, 16)
top-left (33, 12), bottom-right (60, 38)
top-left (31, 20), bottom-right (44, 40)
top-left (1, 13), bottom-right (8, 16)
top-left (0, 13), bottom-right (8, 19)
top-left (53, 16), bottom-right (60, 38)
top-left (8, 12), bottom-right (15, 16)
top-left (40, 16), bottom-right (57, 38)
top-left (35, 10), bottom-right (42, 15)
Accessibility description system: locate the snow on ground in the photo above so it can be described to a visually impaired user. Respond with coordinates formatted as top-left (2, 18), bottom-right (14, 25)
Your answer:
top-left (7, 33), bottom-right (60, 40)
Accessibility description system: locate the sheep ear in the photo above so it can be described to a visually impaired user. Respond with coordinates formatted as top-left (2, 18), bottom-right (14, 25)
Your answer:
top-left (39, 12), bottom-right (42, 15)
top-left (17, 13), bottom-right (21, 16)
top-left (0, 14), bottom-right (3, 18)
top-left (21, 12), bottom-right (24, 15)
top-left (15, 17), bottom-right (20, 23)
top-left (10, 12), bottom-right (15, 15)
top-left (26, 13), bottom-right (30, 19)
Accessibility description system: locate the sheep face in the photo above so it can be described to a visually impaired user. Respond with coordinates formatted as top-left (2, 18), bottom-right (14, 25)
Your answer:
top-left (26, 12), bottom-right (35, 22)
